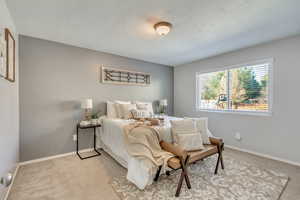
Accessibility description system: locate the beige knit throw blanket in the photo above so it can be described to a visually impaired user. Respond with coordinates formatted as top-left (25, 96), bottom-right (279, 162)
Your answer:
top-left (123, 123), bottom-right (174, 173)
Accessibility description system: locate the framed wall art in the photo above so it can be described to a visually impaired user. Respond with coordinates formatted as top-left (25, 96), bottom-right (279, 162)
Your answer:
top-left (100, 66), bottom-right (151, 86)
top-left (0, 28), bottom-right (7, 78)
top-left (5, 28), bottom-right (15, 82)
top-left (0, 29), bottom-right (6, 78)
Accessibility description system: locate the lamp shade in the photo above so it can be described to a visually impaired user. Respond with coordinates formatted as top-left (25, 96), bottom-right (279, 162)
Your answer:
top-left (81, 99), bottom-right (93, 109)
top-left (160, 99), bottom-right (168, 106)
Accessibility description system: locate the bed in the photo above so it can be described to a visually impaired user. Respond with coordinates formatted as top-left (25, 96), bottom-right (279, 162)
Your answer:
top-left (96, 116), bottom-right (180, 189)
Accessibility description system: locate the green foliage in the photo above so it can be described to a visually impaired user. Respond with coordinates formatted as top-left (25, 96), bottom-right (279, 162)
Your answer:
top-left (237, 68), bottom-right (262, 101)
top-left (261, 74), bottom-right (268, 88)
top-left (201, 67), bottom-right (267, 105)
top-left (260, 74), bottom-right (268, 100)
top-left (201, 72), bottom-right (225, 100)
top-left (91, 113), bottom-right (99, 119)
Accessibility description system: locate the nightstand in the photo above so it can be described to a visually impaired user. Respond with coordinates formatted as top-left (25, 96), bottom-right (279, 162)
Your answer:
top-left (76, 123), bottom-right (101, 160)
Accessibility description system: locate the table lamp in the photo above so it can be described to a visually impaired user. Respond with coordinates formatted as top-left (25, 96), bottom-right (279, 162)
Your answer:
top-left (81, 99), bottom-right (93, 121)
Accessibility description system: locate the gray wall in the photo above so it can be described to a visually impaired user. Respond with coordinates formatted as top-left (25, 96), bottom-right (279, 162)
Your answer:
top-left (0, 0), bottom-right (19, 198)
top-left (19, 35), bottom-right (173, 162)
top-left (174, 35), bottom-right (300, 164)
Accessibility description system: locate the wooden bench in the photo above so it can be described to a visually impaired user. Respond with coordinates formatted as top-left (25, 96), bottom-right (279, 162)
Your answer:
top-left (154, 137), bottom-right (224, 197)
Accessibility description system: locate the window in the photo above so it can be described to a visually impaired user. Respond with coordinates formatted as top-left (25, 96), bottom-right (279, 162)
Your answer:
top-left (196, 59), bottom-right (273, 115)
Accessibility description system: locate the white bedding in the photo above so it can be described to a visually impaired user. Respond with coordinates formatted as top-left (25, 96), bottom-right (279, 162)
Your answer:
top-left (96, 116), bottom-right (180, 189)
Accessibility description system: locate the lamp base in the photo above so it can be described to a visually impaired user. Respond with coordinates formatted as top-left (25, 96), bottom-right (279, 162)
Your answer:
top-left (160, 105), bottom-right (167, 115)
top-left (84, 108), bottom-right (92, 121)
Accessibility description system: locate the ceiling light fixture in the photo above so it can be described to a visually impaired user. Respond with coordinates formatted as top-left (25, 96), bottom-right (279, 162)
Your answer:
top-left (154, 21), bottom-right (172, 36)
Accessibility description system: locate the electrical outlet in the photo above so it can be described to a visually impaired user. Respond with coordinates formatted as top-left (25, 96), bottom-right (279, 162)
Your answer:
top-left (73, 134), bottom-right (77, 141)
top-left (235, 132), bottom-right (242, 141)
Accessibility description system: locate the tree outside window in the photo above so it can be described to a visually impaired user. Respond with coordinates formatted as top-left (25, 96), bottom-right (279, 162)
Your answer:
top-left (197, 62), bottom-right (270, 113)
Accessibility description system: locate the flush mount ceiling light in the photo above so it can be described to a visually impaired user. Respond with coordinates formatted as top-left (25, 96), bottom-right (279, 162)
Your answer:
top-left (154, 21), bottom-right (172, 36)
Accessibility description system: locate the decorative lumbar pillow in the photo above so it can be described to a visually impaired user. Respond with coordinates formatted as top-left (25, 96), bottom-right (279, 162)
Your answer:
top-left (107, 101), bottom-right (118, 118)
top-left (119, 103), bottom-right (137, 119)
top-left (114, 101), bottom-right (131, 118)
top-left (135, 101), bottom-right (154, 115)
top-left (130, 109), bottom-right (150, 119)
top-left (186, 118), bottom-right (211, 144)
top-left (170, 119), bottom-right (204, 151)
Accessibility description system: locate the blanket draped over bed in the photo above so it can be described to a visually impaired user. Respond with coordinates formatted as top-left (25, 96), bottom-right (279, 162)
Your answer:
top-left (123, 124), bottom-right (174, 179)
top-left (97, 116), bottom-right (182, 189)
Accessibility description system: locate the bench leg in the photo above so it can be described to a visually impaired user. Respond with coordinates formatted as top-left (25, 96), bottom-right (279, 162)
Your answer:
top-left (220, 156), bottom-right (224, 169)
top-left (154, 165), bottom-right (162, 182)
top-left (176, 170), bottom-right (191, 197)
top-left (175, 156), bottom-right (191, 197)
top-left (175, 171), bottom-right (184, 197)
top-left (184, 170), bottom-right (191, 189)
top-left (182, 160), bottom-right (191, 189)
top-left (214, 153), bottom-right (221, 174)
top-left (220, 143), bottom-right (225, 170)
top-left (215, 143), bottom-right (225, 174)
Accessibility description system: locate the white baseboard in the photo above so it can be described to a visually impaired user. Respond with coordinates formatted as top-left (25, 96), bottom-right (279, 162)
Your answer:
top-left (226, 145), bottom-right (300, 167)
top-left (4, 164), bottom-right (19, 200)
top-left (19, 148), bottom-right (93, 166)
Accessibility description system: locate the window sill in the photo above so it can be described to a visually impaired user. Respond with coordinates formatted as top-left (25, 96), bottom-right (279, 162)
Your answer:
top-left (196, 108), bottom-right (272, 117)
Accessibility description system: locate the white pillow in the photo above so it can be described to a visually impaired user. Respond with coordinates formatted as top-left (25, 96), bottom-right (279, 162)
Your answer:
top-left (177, 133), bottom-right (204, 151)
top-left (135, 101), bottom-right (154, 115)
top-left (119, 104), bottom-right (137, 119)
top-left (207, 129), bottom-right (213, 137)
top-left (115, 101), bottom-right (131, 118)
top-left (186, 118), bottom-right (211, 144)
top-left (107, 101), bottom-right (118, 118)
top-left (170, 119), bottom-right (204, 151)
top-left (130, 109), bottom-right (151, 119)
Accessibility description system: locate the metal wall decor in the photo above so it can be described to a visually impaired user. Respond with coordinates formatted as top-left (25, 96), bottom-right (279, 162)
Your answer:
top-left (101, 66), bottom-right (151, 86)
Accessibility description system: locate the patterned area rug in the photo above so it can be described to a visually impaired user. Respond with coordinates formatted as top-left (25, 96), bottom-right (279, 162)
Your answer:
top-left (111, 155), bottom-right (289, 200)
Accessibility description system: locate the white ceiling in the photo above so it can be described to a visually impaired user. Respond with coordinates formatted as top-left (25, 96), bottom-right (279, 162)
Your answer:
top-left (6, 0), bottom-right (300, 66)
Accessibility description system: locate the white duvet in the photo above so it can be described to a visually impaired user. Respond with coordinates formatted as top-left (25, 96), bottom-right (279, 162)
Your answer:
top-left (96, 116), bottom-right (180, 189)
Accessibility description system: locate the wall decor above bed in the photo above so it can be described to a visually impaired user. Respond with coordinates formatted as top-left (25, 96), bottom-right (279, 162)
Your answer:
top-left (100, 66), bottom-right (151, 86)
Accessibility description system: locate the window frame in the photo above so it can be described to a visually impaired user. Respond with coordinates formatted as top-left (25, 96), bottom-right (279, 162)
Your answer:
top-left (195, 58), bottom-right (274, 116)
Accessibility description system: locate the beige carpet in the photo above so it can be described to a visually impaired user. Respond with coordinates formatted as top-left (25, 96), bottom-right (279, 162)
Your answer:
top-left (111, 155), bottom-right (288, 200)
top-left (7, 149), bottom-right (300, 200)
top-left (8, 152), bottom-right (122, 200)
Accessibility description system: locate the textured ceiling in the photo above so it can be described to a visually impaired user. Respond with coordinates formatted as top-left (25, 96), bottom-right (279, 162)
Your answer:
top-left (6, 0), bottom-right (300, 66)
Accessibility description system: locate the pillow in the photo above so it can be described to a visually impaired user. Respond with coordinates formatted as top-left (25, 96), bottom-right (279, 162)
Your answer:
top-left (115, 101), bottom-right (131, 118)
top-left (107, 101), bottom-right (118, 118)
top-left (170, 119), bottom-right (204, 151)
top-left (135, 101), bottom-right (154, 115)
top-left (136, 104), bottom-right (148, 110)
top-left (130, 109), bottom-right (151, 119)
top-left (186, 118), bottom-right (211, 144)
top-left (119, 103), bottom-right (137, 119)
top-left (177, 133), bottom-right (204, 151)
top-left (207, 129), bottom-right (213, 137)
